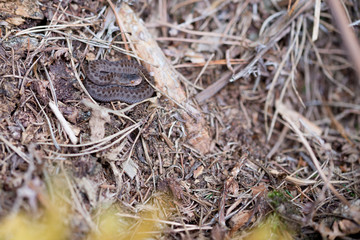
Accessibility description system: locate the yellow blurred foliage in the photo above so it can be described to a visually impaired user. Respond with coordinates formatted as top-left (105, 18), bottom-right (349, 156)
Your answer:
top-left (0, 199), bottom-right (69, 240)
top-left (243, 214), bottom-right (293, 240)
top-left (0, 175), bottom-right (172, 240)
top-left (91, 195), bottom-right (170, 240)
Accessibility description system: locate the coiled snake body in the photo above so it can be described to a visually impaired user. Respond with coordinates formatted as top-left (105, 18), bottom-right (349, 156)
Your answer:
top-left (84, 59), bottom-right (154, 104)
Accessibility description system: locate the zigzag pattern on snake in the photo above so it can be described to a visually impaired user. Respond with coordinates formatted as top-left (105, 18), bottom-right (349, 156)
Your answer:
top-left (84, 59), bottom-right (154, 104)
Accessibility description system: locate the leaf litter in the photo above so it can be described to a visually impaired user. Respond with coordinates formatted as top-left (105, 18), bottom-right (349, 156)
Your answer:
top-left (0, 0), bottom-right (359, 239)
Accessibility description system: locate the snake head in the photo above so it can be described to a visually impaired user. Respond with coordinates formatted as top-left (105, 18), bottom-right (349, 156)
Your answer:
top-left (116, 73), bottom-right (143, 86)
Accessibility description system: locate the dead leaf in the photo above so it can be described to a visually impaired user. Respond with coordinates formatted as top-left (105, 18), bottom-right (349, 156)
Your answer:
top-left (211, 223), bottom-right (226, 240)
top-left (229, 211), bottom-right (252, 232)
top-left (89, 107), bottom-right (111, 142)
top-left (251, 183), bottom-right (267, 196)
top-left (3, 36), bottom-right (39, 51)
top-left (158, 178), bottom-right (184, 201)
top-left (122, 158), bottom-right (138, 179)
top-left (75, 177), bottom-right (99, 208)
top-left (338, 219), bottom-right (360, 235)
top-left (226, 178), bottom-right (239, 195)
top-left (5, 17), bottom-right (25, 26)
top-left (184, 49), bottom-right (206, 63)
top-left (317, 221), bottom-right (345, 240)
top-left (0, 0), bottom-right (44, 20)
top-left (193, 165), bottom-right (204, 179)
top-left (276, 100), bottom-right (322, 136)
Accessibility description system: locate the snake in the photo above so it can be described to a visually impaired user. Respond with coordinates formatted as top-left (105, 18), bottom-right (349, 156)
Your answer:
top-left (84, 59), bottom-right (154, 104)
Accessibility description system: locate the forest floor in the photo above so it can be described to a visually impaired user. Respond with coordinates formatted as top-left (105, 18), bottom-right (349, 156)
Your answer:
top-left (0, 0), bottom-right (359, 239)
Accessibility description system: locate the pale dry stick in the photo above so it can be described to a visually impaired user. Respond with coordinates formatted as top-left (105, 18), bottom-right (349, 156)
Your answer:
top-left (38, 31), bottom-right (111, 48)
top-left (327, 0), bottom-right (360, 82)
top-left (226, 189), bottom-right (252, 216)
top-left (19, 56), bottom-right (41, 95)
top-left (266, 126), bottom-right (289, 160)
top-left (259, 10), bottom-right (286, 36)
top-left (15, 23), bottom-right (93, 36)
top-left (159, 0), bottom-right (168, 37)
top-left (279, 107), bottom-right (350, 206)
top-left (3, 75), bottom-right (36, 83)
top-left (47, 122), bottom-right (141, 157)
top-left (316, 101), bottom-right (360, 111)
top-left (291, 179), bottom-right (350, 203)
top-left (48, 101), bottom-right (78, 145)
top-left (175, 59), bottom-right (245, 68)
top-left (156, 20), bottom-right (251, 44)
top-left (195, 26), bottom-right (291, 103)
top-left (222, 0), bottom-right (250, 38)
top-left (31, 92), bottom-right (60, 150)
top-left (124, 227), bottom-right (213, 235)
top-left (267, 17), bottom-right (304, 141)
top-left (106, 0), bottom-right (131, 57)
top-left (50, 29), bottom-right (149, 63)
top-left (170, 0), bottom-right (203, 13)
top-left (193, 53), bottom-right (214, 88)
top-left (93, 8), bottom-right (117, 59)
top-left (156, 37), bottom-right (243, 46)
top-left (223, 191), bottom-right (263, 224)
top-left (271, 169), bottom-right (349, 187)
top-left (19, 4), bottom-right (62, 71)
top-left (0, 135), bottom-right (31, 163)
top-left (264, 27), bottom-right (296, 136)
top-left (323, 103), bottom-right (356, 147)
top-left (81, 98), bottom-right (136, 122)
top-left (141, 226), bottom-right (213, 234)
top-left (195, 64), bottom-right (242, 103)
top-left (304, 45), bottom-right (312, 102)
top-left (40, 122), bottom-right (139, 153)
top-left (291, 16), bottom-right (307, 108)
top-left (55, 31), bottom-right (118, 48)
top-left (306, 33), bottom-right (354, 96)
top-left (109, 161), bottom-right (124, 189)
top-left (43, 65), bottom-right (57, 105)
top-left (93, 7), bottom-right (123, 60)
top-left (314, 109), bottom-right (357, 126)
top-left (179, 0), bottom-right (231, 28)
top-left (350, 19), bottom-right (360, 27)
top-left (92, 5), bottom-right (116, 39)
top-left (66, 127), bottom-right (140, 156)
top-left (119, 4), bottom-right (211, 154)
top-left (38, 102), bottom-right (142, 151)
top-left (312, 0), bottom-right (321, 41)
top-left (231, 0), bottom-right (312, 82)
top-left (239, 99), bottom-right (251, 129)
top-left (58, 8), bottom-right (99, 23)
top-left (65, 37), bottom-right (97, 104)
top-left (225, 48), bottom-right (235, 73)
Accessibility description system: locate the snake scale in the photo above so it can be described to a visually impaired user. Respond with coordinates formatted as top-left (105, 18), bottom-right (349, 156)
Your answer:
top-left (84, 59), bottom-right (154, 104)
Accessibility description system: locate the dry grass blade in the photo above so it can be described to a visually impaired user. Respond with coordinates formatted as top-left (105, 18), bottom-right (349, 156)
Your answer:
top-left (326, 0), bottom-right (360, 82)
top-left (277, 101), bottom-right (350, 206)
top-left (48, 101), bottom-right (78, 144)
